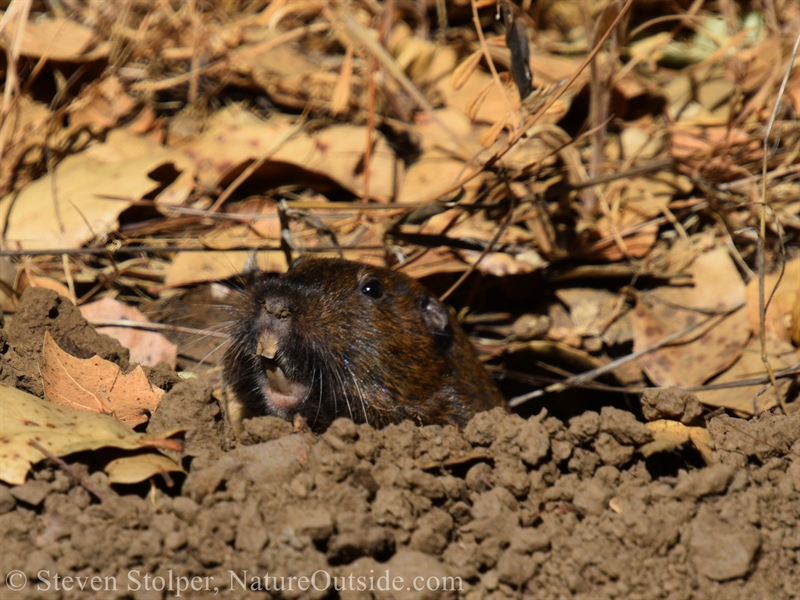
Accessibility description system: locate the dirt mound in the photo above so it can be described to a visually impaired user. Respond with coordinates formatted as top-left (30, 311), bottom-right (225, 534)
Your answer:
top-left (2, 284), bottom-right (799, 600)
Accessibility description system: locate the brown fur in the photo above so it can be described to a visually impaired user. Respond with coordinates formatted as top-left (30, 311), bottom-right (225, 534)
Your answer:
top-left (224, 257), bottom-right (507, 432)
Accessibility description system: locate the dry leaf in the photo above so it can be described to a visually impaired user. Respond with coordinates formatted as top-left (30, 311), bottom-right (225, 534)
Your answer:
top-left (182, 106), bottom-right (395, 202)
top-left (0, 97), bottom-right (50, 191)
top-left (466, 80), bottom-right (496, 122)
top-left (459, 250), bottom-right (546, 276)
top-left (436, 58), bottom-right (520, 124)
top-left (0, 129), bottom-right (190, 250)
top-left (632, 248), bottom-right (751, 388)
top-left (642, 419), bottom-right (714, 464)
top-left (527, 51), bottom-right (585, 88)
top-left (396, 248), bottom-right (470, 279)
top-left (451, 49), bottom-right (483, 91)
top-left (670, 126), bottom-right (762, 178)
top-left (634, 301), bottom-right (750, 388)
top-left (555, 288), bottom-right (623, 338)
top-left (69, 76), bottom-right (138, 131)
top-left (105, 453), bottom-right (185, 485)
top-left (745, 256), bottom-right (800, 346)
top-left (16, 273), bottom-right (72, 299)
top-left (478, 117), bottom-right (508, 148)
top-left (165, 237), bottom-right (288, 287)
top-left (503, 130), bottom-right (560, 172)
top-left (1, 16), bottom-right (103, 61)
top-left (396, 150), bottom-right (477, 205)
top-left (388, 20), bottom-right (437, 83)
top-left (0, 257), bottom-right (18, 312)
top-left (79, 297), bottom-right (177, 368)
top-left (656, 247), bottom-right (747, 310)
top-left (695, 334), bottom-right (797, 414)
top-left (581, 176), bottom-right (678, 261)
top-left (41, 331), bottom-right (165, 427)
top-left (0, 385), bottom-right (181, 486)
top-left (587, 221), bottom-right (659, 261)
top-left (243, 40), bottom-right (335, 110)
top-left (620, 126), bottom-right (665, 160)
top-left (484, 47), bottom-right (583, 122)
top-left (728, 37), bottom-right (782, 94)
top-left (413, 107), bottom-right (483, 157)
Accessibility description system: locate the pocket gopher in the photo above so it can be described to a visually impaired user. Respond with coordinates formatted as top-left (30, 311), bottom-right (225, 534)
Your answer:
top-left (224, 257), bottom-right (506, 432)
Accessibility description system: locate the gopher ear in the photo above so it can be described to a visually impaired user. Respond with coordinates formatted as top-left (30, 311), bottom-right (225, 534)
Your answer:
top-left (420, 295), bottom-right (450, 334)
top-left (288, 255), bottom-right (306, 271)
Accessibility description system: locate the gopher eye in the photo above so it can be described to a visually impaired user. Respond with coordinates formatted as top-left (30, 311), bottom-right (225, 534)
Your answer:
top-left (361, 276), bottom-right (384, 299)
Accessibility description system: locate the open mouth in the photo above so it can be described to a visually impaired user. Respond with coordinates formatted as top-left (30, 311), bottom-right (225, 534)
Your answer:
top-left (257, 330), bottom-right (308, 410)
top-left (260, 357), bottom-right (309, 410)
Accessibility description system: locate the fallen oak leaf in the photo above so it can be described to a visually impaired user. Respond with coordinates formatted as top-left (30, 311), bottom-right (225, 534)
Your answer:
top-left (182, 107), bottom-right (395, 201)
top-left (0, 129), bottom-right (191, 251)
top-left (1, 15), bottom-right (106, 61)
top-left (694, 334), bottom-right (796, 415)
top-left (631, 248), bottom-right (750, 389)
top-left (0, 385), bottom-right (183, 486)
top-left (632, 299), bottom-right (750, 388)
top-left (41, 330), bottom-right (164, 427)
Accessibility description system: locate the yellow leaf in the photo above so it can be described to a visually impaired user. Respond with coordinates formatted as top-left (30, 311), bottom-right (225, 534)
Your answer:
top-left (0, 130), bottom-right (190, 250)
top-left (105, 453), bottom-right (184, 485)
top-left (642, 419), bottom-right (714, 464)
top-left (0, 386), bottom-right (182, 485)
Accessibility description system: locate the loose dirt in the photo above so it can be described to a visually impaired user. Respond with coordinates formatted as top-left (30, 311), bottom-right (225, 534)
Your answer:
top-left (1, 288), bottom-right (799, 600)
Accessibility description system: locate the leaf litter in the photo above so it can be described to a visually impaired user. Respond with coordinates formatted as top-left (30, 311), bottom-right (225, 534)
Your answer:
top-left (79, 297), bottom-right (178, 369)
top-left (41, 330), bottom-right (165, 427)
top-left (0, 386), bottom-right (182, 486)
top-left (0, 0), bottom-right (799, 597)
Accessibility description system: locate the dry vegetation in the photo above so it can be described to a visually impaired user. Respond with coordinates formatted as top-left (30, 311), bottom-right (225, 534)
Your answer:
top-left (1, 2), bottom-right (800, 598)
top-left (1, 0), bottom-right (798, 416)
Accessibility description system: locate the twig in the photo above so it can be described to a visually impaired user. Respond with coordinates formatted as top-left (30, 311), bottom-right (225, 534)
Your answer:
top-left (502, 362), bottom-right (799, 395)
top-left (29, 439), bottom-right (111, 502)
top-left (0, 0), bottom-right (31, 169)
top-left (439, 190), bottom-right (516, 302)
top-left (418, 0), bottom-right (635, 212)
top-left (470, 0), bottom-right (515, 120)
top-left (0, 243), bottom-right (383, 258)
top-left (757, 24), bottom-right (800, 414)
top-left (509, 301), bottom-right (744, 407)
top-left (328, 10), bottom-right (466, 152)
top-left (87, 319), bottom-right (228, 338)
top-left (579, 0), bottom-right (618, 216)
top-left (208, 115), bottom-right (306, 213)
top-left (128, 22), bottom-right (330, 93)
